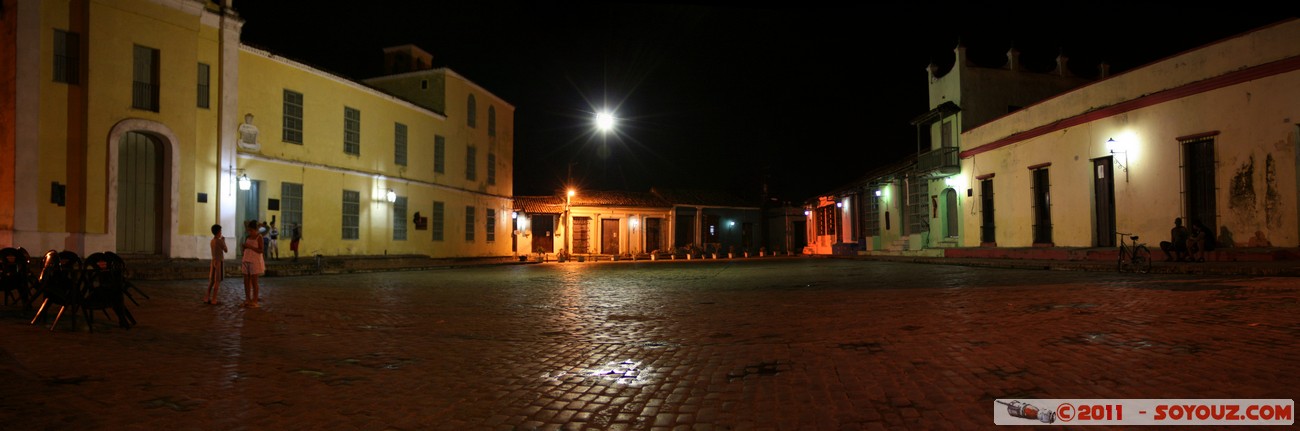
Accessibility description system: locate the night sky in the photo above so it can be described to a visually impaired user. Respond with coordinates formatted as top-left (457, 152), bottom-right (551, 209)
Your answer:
top-left (232, 2), bottom-right (1294, 204)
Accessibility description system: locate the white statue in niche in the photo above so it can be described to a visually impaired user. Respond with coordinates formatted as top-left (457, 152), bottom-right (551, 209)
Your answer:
top-left (238, 113), bottom-right (260, 151)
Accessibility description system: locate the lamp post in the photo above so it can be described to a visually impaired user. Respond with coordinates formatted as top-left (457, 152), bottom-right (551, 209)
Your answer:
top-left (566, 188), bottom-right (575, 256)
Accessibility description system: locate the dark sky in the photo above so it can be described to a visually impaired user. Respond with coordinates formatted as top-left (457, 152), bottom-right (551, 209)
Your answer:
top-left (232, 2), bottom-right (1294, 203)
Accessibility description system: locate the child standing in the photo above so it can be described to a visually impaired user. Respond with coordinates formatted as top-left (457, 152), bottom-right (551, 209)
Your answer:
top-left (241, 219), bottom-right (265, 308)
top-left (204, 224), bottom-right (227, 304)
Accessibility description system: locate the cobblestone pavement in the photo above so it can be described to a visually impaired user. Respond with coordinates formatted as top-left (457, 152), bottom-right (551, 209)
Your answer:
top-left (1, 258), bottom-right (1297, 430)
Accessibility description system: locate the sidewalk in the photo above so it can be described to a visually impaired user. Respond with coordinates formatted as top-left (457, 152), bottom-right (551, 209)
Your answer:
top-left (843, 246), bottom-right (1300, 277)
top-left (121, 254), bottom-right (533, 280)
top-left (121, 247), bottom-right (1300, 280)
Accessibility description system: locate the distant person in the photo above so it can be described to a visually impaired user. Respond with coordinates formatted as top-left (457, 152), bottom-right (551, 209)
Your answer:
top-left (204, 224), bottom-right (227, 305)
top-left (267, 219), bottom-right (280, 261)
top-left (290, 222), bottom-right (302, 261)
top-left (1159, 217), bottom-right (1190, 262)
top-left (1186, 219), bottom-right (1216, 262)
top-left (242, 219), bottom-right (265, 308)
top-left (259, 221), bottom-right (270, 263)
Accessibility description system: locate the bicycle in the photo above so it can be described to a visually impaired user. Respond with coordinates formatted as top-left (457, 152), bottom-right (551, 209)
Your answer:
top-left (1115, 231), bottom-right (1152, 273)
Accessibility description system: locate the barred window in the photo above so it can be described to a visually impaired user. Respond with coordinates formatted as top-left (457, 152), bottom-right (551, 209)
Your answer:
top-left (281, 182), bottom-right (303, 232)
top-left (434, 135), bottom-right (446, 174)
top-left (283, 90), bottom-right (303, 144)
top-left (488, 105), bottom-right (496, 137)
top-left (54, 30), bottom-right (79, 84)
top-left (466, 146), bottom-right (477, 181)
top-left (487, 153), bottom-right (496, 185)
top-left (467, 94), bottom-right (477, 128)
top-left (393, 196), bottom-right (408, 241)
top-left (465, 205), bottom-right (476, 242)
top-left (196, 63), bottom-right (210, 108)
top-left (132, 45), bottom-right (160, 112)
top-left (486, 208), bottom-right (496, 242)
top-left (394, 122), bottom-right (408, 166)
top-left (343, 107), bottom-right (360, 155)
top-left (432, 201), bottom-right (445, 241)
top-left (342, 190), bottom-right (360, 240)
top-left (865, 194), bottom-right (880, 237)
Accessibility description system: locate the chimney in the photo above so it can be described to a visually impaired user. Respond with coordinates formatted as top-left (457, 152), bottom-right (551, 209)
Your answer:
top-left (1006, 47), bottom-right (1020, 71)
top-left (954, 41), bottom-right (968, 68)
top-left (926, 61), bottom-right (938, 82)
top-left (1098, 62), bottom-right (1111, 79)
top-left (1054, 52), bottom-right (1071, 77)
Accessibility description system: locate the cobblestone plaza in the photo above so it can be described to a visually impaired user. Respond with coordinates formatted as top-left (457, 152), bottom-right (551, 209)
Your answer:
top-left (2, 258), bottom-right (1297, 430)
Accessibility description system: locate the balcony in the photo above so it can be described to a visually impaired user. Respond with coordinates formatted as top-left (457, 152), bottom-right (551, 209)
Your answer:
top-left (917, 146), bottom-right (959, 177)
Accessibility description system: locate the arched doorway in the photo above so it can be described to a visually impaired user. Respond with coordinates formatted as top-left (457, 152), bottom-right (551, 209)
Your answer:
top-left (116, 131), bottom-right (164, 254)
top-left (944, 188), bottom-right (959, 238)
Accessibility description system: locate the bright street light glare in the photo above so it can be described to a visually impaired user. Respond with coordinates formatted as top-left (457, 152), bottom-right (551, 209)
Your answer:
top-left (595, 111), bottom-right (615, 132)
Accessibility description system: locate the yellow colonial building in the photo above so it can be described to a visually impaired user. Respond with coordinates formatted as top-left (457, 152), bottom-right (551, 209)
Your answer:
top-left (1, 0), bottom-right (514, 259)
top-left (960, 18), bottom-right (1300, 249)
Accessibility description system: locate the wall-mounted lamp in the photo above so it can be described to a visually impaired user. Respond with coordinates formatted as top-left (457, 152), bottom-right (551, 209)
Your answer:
top-left (836, 201), bottom-right (843, 208)
top-left (1107, 138), bottom-right (1129, 183)
top-left (385, 188), bottom-right (397, 203)
top-left (512, 211), bottom-right (518, 220)
top-left (874, 190), bottom-right (882, 197)
top-left (238, 173), bottom-right (251, 191)
top-left (630, 216), bottom-right (639, 228)
top-left (803, 210), bottom-right (811, 217)
top-left (728, 220), bottom-right (735, 227)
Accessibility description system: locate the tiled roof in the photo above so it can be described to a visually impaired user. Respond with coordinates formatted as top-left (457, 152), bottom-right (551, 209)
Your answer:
top-left (513, 196), bottom-right (565, 214)
top-left (650, 188), bottom-right (757, 208)
top-left (514, 191), bottom-right (671, 213)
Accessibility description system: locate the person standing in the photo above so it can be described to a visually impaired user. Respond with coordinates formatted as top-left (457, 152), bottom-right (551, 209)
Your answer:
top-left (204, 224), bottom-right (227, 304)
top-left (242, 220), bottom-right (265, 308)
top-left (267, 220), bottom-right (280, 261)
top-left (259, 221), bottom-right (270, 260)
top-left (290, 222), bottom-right (302, 261)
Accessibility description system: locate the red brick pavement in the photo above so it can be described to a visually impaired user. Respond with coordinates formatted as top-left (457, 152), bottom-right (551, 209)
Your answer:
top-left (0, 259), bottom-right (1296, 430)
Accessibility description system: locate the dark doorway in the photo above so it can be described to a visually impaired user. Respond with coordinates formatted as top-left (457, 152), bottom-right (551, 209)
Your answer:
top-left (572, 217), bottom-right (590, 254)
top-left (645, 218), bottom-right (662, 252)
top-left (980, 179), bottom-right (995, 244)
top-left (531, 214), bottom-right (554, 253)
top-left (1093, 157), bottom-right (1117, 247)
top-left (791, 220), bottom-right (807, 253)
top-left (944, 188), bottom-right (958, 238)
top-left (675, 214), bottom-right (695, 247)
top-left (601, 219), bottom-right (619, 254)
top-left (1032, 168), bottom-right (1052, 244)
top-left (1184, 138), bottom-right (1216, 232)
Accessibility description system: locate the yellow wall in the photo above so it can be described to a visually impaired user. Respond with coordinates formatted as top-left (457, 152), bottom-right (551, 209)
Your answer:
top-left (236, 48), bottom-right (513, 257)
top-left (963, 64), bottom-right (1300, 247)
top-left (10, 0), bottom-right (515, 258)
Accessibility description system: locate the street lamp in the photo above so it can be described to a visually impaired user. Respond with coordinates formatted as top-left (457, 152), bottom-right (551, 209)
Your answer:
top-left (386, 188), bottom-right (396, 203)
top-left (595, 111), bottom-right (616, 133)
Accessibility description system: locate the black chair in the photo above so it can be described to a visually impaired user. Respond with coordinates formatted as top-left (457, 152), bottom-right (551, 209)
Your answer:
top-left (1, 247), bottom-right (34, 310)
top-left (80, 252), bottom-right (137, 331)
top-left (30, 250), bottom-right (84, 330)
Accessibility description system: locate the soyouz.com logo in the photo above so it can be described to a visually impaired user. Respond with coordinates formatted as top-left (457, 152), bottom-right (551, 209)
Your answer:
top-left (994, 399), bottom-right (1293, 426)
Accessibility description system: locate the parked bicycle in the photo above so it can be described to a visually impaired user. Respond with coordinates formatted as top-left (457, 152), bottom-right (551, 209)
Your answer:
top-left (1116, 231), bottom-right (1152, 273)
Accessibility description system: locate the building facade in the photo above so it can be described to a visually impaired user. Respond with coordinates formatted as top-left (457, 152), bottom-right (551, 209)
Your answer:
top-left (960, 19), bottom-right (1300, 249)
top-left (805, 43), bottom-right (1093, 255)
top-left (513, 189), bottom-right (764, 258)
top-left (1, 0), bottom-right (514, 259)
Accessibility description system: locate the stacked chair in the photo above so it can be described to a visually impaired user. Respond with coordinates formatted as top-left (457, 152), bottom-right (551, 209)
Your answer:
top-left (0, 247), bottom-right (35, 310)
top-left (27, 249), bottom-right (148, 331)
